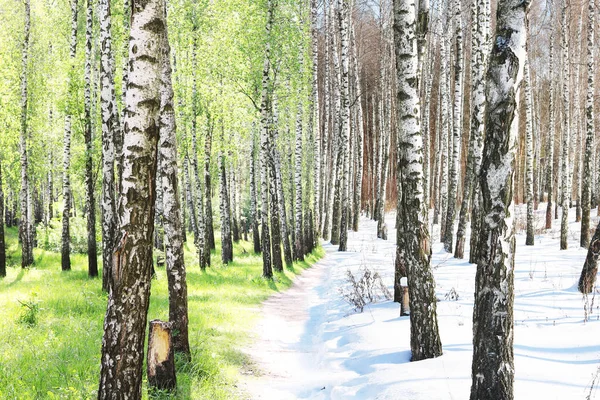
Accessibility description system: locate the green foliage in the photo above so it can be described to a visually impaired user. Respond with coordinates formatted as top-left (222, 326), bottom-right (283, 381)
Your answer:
top-left (17, 293), bottom-right (40, 327)
top-left (0, 225), bottom-right (324, 399)
top-left (36, 216), bottom-right (100, 254)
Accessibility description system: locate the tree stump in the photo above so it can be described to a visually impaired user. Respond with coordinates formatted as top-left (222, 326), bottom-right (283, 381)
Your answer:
top-left (147, 320), bottom-right (176, 391)
top-left (400, 277), bottom-right (410, 316)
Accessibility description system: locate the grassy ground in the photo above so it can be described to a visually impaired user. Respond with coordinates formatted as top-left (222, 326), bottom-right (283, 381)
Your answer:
top-left (0, 225), bottom-right (324, 399)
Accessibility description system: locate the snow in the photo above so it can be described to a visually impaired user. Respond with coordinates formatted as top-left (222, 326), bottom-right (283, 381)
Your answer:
top-left (240, 204), bottom-right (600, 399)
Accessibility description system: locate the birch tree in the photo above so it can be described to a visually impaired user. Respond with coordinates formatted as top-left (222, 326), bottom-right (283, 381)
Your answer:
top-left (19, 0), bottom-right (33, 268)
top-left (580, 0), bottom-right (595, 248)
top-left (158, 10), bottom-right (190, 359)
top-left (524, 57), bottom-right (535, 246)
top-left (60, 0), bottom-right (78, 272)
top-left (470, 0), bottom-right (529, 398)
top-left (84, 0), bottom-right (98, 277)
top-left (559, 2), bottom-right (570, 251)
top-left (98, 0), bottom-right (165, 396)
top-left (99, 0), bottom-right (120, 291)
top-left (393, 0), bottom-right (442, 361)
top-left (443, 0), bottom-right (463, 253)
top-left (545, 34), bottom-right (555, 230)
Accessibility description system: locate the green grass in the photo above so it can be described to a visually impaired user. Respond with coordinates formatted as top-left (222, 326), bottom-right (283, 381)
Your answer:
top-left (0, 226), bottom-right (324, 399)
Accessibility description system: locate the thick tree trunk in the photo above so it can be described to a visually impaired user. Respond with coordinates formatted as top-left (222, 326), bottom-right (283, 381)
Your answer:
top-left (580, 0), bottom-right (595, 249)
top-left (393, 0), bottom-right (442, 362)
top-left (158, 24), bottom-right (190, 359)
top-left (100, 0), bottom-right (120, 291)
top-left (579, 221), bottom-right (600, 293)
top-left (470, 1), bottom-right (529, 398)
top-left (98, 0), bottom-right (165, 397)
top-left (84, 0), bottom-right (98, 277)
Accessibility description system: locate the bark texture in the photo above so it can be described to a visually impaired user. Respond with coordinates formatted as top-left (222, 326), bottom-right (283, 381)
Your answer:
top-left (393, 0), bottom-right (442, 362)
top-left (470, 1), bottom-right (529, 398)
top-left (98, 0), bottom-right (164, 397)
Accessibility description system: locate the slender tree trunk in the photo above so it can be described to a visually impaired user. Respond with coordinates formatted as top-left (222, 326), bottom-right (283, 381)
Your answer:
top-left (183, 155), bottom-right (198, 241)
top-left (443, 0), bottom-right (463, 253)
top-left (311, 0), bottom-right (321, 238)
top-left (98, 0), bottom-right (165, 396)
top-left (204, 122), bottom-right (215, 251)
top-left (525, 57), bottom-right (535, 246)
top-left (0, 164), bottom-right (5, 278)
top-left (559, 2), bottom-right (570, 251)
top-left (294, 78), bottom-right (304, 260)
top-left (268, 120), bottom-right (283, 272)
top-left (100, 0), bottom-right (120, 291)
top-left (158, 18), bottom-right (190, 359)
top-left (219, 126), bottom-right (233, 265)
top-left (250, 126), bottom-right (261, 253)
top-left (338, 0), bottom-right (351, 252)
top-left (350, 21), bottom-right (364, 232)
top-left (61, 0), bottom-right (78, 272)
top-left (438, 34), bottom-right (450, 242)
top-left (330, 2), bottom-right (343, 246)
top-left (545, 35), bottom-right (555, 230)
top-left (580, 0), bottom-right (595, 248)
top-left (470, 1), bottom-right (529, 398)
top-left (393, 0), bottom-right (442, 361)
top-left (456, 0), bottom-right (487, 260)
top-left (321, 4), bottom-right (331, 238)
top-left (231, 167), bottom-right (240, 243)
top-left (19, 0), bottom-right (33, 269)
top-left (84, 0), bottom-right (98, 277)
top-left (272, 98), bottom-right (293, 267)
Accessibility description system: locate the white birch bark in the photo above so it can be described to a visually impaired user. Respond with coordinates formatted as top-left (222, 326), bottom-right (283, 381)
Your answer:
top-left (392, 0), bottom-right (442, 361)
top-left (560, 1), bottom-right (570, 250)
top-left (525, 57), bottom-right (535, 245)
top-left (470, 0), bottom-right (529, 397)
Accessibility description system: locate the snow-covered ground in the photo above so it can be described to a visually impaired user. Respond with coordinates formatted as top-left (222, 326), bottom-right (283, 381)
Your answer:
top-left (240, 204), bottom-right (600, 399)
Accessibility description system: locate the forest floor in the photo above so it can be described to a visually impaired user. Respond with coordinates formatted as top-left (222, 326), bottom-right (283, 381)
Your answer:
top-left (0, 222), bottom-right (324, 400)
top-left (240, 204), bottom-right (600, 400)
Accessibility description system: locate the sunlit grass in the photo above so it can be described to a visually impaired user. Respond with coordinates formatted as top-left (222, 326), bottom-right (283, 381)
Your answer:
top-left (0, 225), bottom-right (324, 399)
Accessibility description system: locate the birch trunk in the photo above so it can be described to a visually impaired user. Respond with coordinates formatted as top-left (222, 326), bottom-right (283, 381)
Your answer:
top-left (84, 0), bottom-right (98, 277)
top-left (250, 126), bottom-right (261, 253)
top-left (0, 164), bottom-right (5, 277)
top-left (98, 0), bottom-right (164, 396)
top-left (525, 57), bottom-right (535, 245)
top-left (545, 35), bottom-right (555, 230)
top-left (19, 0), bottom-right (33, 268)
top-left (100, 0), bottom-right (121, 290)
top-left (470, 0), bottom-right (529, 398)
top-left (350, 21), bottom-right (364, 232)
top-left (294, 72), bottom-right (305, 260)
top-left (311, 0), bottom-right (321, 238)
top-left (330, 1), bottom-right (343, 246)
top-left (158, 15), bottom-right (190, 358)
top-left (559, 1), bottom-right (570, 251)
top-left (580, 0), bottom-right (595, 249)
top-left (393, 0), bottom-right (443, 361)
top-left (443, 0), bottom-right (463, 253)
top-left (204, 119), bottom-right (215, 251)
top-left (338, 0), bottom-right (351, 252)
top-left (219, 128), bottom-right (233, 265)
top-left (260, 0), bottom-right (274, 278)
